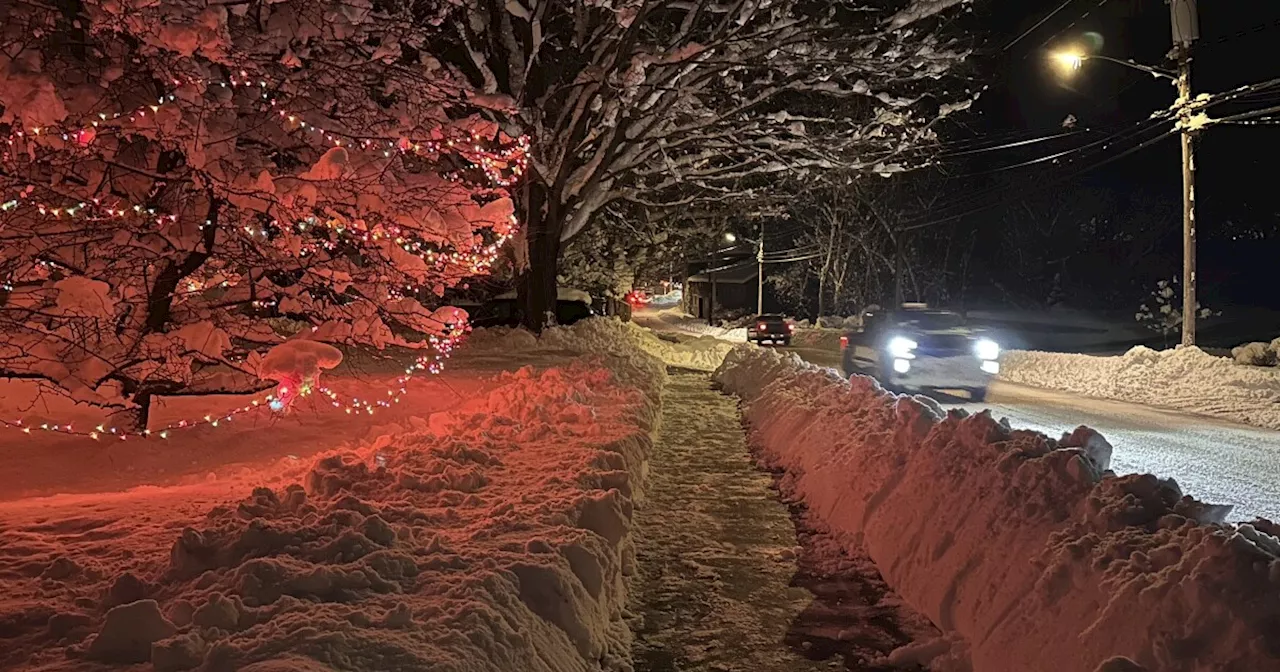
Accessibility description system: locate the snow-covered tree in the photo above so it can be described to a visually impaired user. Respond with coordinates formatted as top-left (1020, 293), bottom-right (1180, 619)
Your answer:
top-left (426, 0), bottom-right (978, 330)
top-left (0, 1), bottom-right (521, 428)
top-left (1135, 277), bottom-right (1216, 346)
top-left (557, 202), bottom-right (747, 303)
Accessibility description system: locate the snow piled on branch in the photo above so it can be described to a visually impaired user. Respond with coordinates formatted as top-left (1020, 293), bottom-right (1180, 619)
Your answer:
top-left (464, 318), bottom-right (734, 372)
top-left (1, 328), bottom-right (665, 672)
top-left (1000, 346), bottom-right (1280, 430)
top-left (888, 0), bottom-right (971, 28)
top-left (714, 345), bottom-right (1280, 672)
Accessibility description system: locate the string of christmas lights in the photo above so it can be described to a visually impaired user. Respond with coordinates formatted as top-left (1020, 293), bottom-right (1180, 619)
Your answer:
top-left (0, 193), bottom-right (180, 227)
top-left (0, 329), bottom-right (468, 441)
top-left (0, 73), bottom-right (524, 442)
top-left (2, 73), bottom-right (530, 189)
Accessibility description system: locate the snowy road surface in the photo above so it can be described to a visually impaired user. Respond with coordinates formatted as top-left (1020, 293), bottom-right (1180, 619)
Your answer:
top-left (785, 347), bottom-right (1280, 522)
top-left (630, 371), bottom-right (937, 671)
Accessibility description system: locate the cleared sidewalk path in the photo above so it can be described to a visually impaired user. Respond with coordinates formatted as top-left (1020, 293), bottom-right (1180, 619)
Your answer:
top-left (629, 370), bottom-right (937, 671)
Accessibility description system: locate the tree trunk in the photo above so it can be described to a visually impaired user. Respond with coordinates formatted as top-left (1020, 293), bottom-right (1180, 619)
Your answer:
top-left (109, 392), bottom-right (152, 433)
top-left (516, 181), bottom-right (562, 333)
top-left (817, 275), bottom-right (827, 321)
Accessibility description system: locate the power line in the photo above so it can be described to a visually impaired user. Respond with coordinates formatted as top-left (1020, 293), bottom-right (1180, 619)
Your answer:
top-left (936, 130), bottom-right (1085, 158)
top-left (1023, 0), bottom-right (1112, 59)
top-left (1003, 0), bottom-right (1080, 52)
top-left (895, 73), bottom-right (1280, 232)
top-left (899, 125), bottom-right (1177, 232)
top-left (1212, 102), bottom-right (1280, 125)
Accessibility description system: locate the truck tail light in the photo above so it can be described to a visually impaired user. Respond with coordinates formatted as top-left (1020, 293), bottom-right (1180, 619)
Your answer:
top-left (840, 336), bottom-right (849, 349)
top-left (758, 323), bottom-right (767, 331)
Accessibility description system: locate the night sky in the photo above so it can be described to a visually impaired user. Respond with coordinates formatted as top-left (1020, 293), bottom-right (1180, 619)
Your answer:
top-left (944, 0), bottom-right (1280, 307)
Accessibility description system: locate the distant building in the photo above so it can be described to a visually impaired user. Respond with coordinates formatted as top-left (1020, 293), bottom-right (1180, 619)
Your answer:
top-left (683, 257), bottom-right (759, 319)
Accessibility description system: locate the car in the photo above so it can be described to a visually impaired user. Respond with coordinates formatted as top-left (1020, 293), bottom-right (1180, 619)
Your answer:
top-left (624, 290), bottom-right (651, 306)
top-left (468, 298), bottom-right (597, 329)
top-left (748, 314), bottom-right (793, 346)
top-left (840, 305), bottom-right (1000, 401)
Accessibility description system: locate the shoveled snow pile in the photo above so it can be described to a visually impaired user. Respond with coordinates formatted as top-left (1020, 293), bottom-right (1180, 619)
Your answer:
top-left (794, 315), bottom-right (862, 330)
top-left (464, 318), bottom-right (734, 372)
top-left (1000, 346), bottom-right (1280, 430)
top-left (1, 340), bottom-right (664, 671)
top-left (790, 328), bottom-right (845, 350)
top-left (1232, 338), bottom-right (1280, 367)
top-left (715, 345), bottom-right (1280, 672)
top-left (647, 289), bottom-right (682, 308)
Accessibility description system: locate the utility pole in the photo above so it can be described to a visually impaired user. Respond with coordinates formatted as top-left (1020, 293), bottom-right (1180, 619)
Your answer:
top-left (709, 269), bottom-right (716, 326)
top-left (1171, 0), bottom-right (1199, 346)
top-left (756, 221), bottom-right (765, 315)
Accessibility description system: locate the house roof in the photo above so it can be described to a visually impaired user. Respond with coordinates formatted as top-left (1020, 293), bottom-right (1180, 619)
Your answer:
top-left (688, 262), bottom-right (759, 284)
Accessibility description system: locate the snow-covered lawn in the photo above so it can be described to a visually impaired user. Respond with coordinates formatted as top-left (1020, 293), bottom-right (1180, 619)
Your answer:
top-left (1000, 346), bottom-right (1280, 431)
top-left (715, 345), bottom-right (1280, 672)
top-left (0, 321), bottom-right (666, 671)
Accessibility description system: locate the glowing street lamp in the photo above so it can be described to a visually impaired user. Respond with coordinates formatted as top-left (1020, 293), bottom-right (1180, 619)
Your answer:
top-left (1051, 50), bottom-right (1085, 73)
top-left (1048, 50), bottom-right (1176, 81)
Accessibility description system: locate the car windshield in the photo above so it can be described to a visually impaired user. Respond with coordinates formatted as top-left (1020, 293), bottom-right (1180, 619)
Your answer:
top-left (895, 312), bottom-right (964, 330)
top-left (755, 315), bottom-right (786, 323)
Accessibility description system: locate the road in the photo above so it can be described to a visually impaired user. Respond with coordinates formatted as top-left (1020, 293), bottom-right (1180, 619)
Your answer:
top-left (786, 345), bottom-right (1280, 522)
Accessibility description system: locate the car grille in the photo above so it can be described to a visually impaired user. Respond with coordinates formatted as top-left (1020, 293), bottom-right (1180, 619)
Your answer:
top-left (917, 334), bottom-right (970, 355)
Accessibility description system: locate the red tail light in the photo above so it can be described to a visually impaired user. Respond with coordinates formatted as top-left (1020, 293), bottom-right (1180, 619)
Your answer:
top-left (840, 335), bottom-right (849, 348)
top-left (787, 323), bottom-right (795, 332)
top-left (758, 322), bottom-right (767, 331)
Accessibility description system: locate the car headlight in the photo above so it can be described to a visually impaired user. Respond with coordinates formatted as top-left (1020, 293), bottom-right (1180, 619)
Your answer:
top-left (887, 336), bottom-right (918, 359)
top-left (975, 338), bottom-right (1000, 361)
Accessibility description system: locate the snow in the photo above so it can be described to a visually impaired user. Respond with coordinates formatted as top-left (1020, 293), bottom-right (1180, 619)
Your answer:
top-left (714, 344), bottom-right (1280, 672)
top-left (464, 318), bottom-right (734, 373)
top-left (630, 370), bottom-right (942, 669)
top-left (0, 326), bottom-right (666, 672)
top-left (630, 307), bottom-right (748, 343)
top-left (52, 276), bottom-right (116, 316)
top-left (494, 287), bottom-right (594, 304)
top-left (647, 289), bottom-right (682, 308)
top-left (888, 0), bottom-right (970, 28)
top-left (259, 339), bottom-right (345, 387)
top-left (1232, 338), bottom-right (1280, 366)
top-left (297, 146), bottom-right (350, 180)
top-left (1000, 346), bottom-right (1280, 431)
top-left (966, 382), bottom-right (1280, 522)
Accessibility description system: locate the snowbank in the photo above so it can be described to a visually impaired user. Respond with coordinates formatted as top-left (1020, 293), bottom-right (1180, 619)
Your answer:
top-left (464, 318), bottom-right (735, 372)
top-left (1, 328), bottom-right (666, 671)
top-left (1000, 346), bottom-right (1280, 430)
top-left (495, 286), bottom-right (593, 304)
top-left (647, 289), bottom-right (682, 308)
top-left (715, 345), bottom-right (1280, 672)
top-left (630, 307), bottom-right (749, 343)
top-left (1232, 337), bottom-right (1280, 367)
top-left (790, 328), bottom-right (845, 350)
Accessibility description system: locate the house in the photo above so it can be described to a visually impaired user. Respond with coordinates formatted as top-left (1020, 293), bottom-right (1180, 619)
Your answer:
top-left (683, 257), bottom-right (759, 320)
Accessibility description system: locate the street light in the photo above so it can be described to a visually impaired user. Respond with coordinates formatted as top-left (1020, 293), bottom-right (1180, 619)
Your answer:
top-left (1050, 50), bottom-right (1177, 81)
top-left (1051, 50), bottom-right (1085, 73)
top-left (1048, 44), bottom-right (1198, 346)
top-left (722, 230), bottom-right (765, 314)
